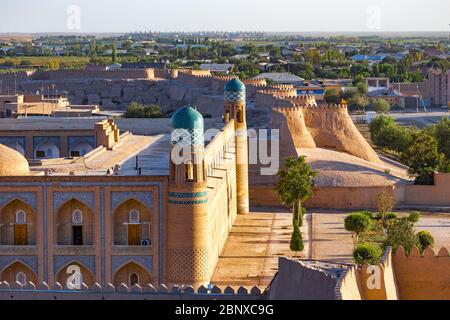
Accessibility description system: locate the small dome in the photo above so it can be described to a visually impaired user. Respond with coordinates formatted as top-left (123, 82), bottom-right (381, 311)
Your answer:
top-left (224, 78), bottom-right (245, 92)
top-left (171, 106), bottom-right (204, 130)
top-left (0, 144), bottom-right (30, 176)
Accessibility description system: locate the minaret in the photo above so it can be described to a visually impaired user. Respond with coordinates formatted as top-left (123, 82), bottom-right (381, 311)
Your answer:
top-left (166, 106), bottom-right (210, 287)
top-left (224, 78), bottom-right (250, 214)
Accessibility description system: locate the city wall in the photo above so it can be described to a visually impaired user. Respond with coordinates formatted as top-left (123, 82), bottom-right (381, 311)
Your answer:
top-left (249, 185), bottom-right (395, 210)
top-left (392, 246), bottom-right (450, 300)
top-left (30, 68), bottom-right (155, 81)
top-left (402, 173), bottom-right (450, 206)
top-left (0, 281), bottom-right (262, 300)
top-left (203, 121), bottom-right (238, 276)
top-left (271, 104), bottom-right (381, 163)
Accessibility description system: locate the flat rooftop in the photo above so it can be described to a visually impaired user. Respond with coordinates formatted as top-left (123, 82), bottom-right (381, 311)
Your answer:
top-left (30, 134), bottom-right (170, 176)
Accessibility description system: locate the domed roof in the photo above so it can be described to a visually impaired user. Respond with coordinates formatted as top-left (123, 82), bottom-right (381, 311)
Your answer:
top-left (171, 106), bottom-right (204, 130)
top-left (224, 78), bottom-right (245, 92)
top-left (0, 144), bottom-right (30, 176)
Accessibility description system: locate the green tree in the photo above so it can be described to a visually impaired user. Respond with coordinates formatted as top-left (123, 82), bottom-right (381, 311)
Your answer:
top-left (353, 243), bottom-right (382, 265)
top-left (275, 156), bottom-right (317, 227)
top-left (428, 117), bottom-right (450, 159)
top-left (356, 82), bottom-right (368, 95)
top-left (290, 224), bottom-right (304, 256)
top-left (377, 190), bottom-right (395, 234)
top-left (124, 102), bottom-right (163, 118)
top-left (401, 131), bottom-right (446, 184)
top-left (384, 218), bottom-right (419, 254)
top-left (324, 88), bottom-right (341, 104)
top-left (111, 44), bottom-right (117, 63)
top-left (344, 213), bottom-right (372, 245)
top-left (373, 99), bottom-right (390, 113)
top-left (348, 94), bottom-right (369, 112)
top-left (408, 211), bottom-right (420, 223)
top-left (47, 58), bottom-right (60, 70)
top-left (417, 230), bottom-right (435, 252)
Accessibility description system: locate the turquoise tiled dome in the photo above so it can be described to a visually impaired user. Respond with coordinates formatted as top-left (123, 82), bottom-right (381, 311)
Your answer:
top-left (224, 78), bottom-right (245, 92)
top-left (171, 106), bottom-right (204, 130)
top-left (171, 106), bottom-right (204, 146)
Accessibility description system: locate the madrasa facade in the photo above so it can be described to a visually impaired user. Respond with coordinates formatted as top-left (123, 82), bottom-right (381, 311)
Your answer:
top-left (0, 78), bottom-right (249, 289)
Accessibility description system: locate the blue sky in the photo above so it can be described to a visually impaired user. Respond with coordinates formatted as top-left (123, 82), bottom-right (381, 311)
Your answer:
top-left (0, 0), bottom-right (449, 33)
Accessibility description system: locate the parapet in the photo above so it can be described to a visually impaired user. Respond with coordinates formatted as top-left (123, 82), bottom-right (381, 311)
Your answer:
top-left (0, 281), bottom-right (263, 300)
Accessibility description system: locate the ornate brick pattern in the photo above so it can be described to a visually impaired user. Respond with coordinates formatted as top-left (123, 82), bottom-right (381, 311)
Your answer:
top-left (167, 248), bottom-right (209, 282)
top-left (0, 192), bottom-right (37, 211)
top-left (0, 255), bottom-right (38, 274)
top-left (110, 192), bottom-right (153, 211)
top-left (53, 192), bottom-right (95, 212)
top-left (111, 255), bottom-right (152, 275)
top-left (53, 255), bottom-right (96, 274)
top-left (224, 90), bottom-right (246, 102)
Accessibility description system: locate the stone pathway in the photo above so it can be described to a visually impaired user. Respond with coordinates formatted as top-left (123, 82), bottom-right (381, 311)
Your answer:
top-left (416, 213), bottom-right (450, 251)
top-left (211, 208), bottom-right (309, 289)
top-left (310, 211), bottom-right (354, 263)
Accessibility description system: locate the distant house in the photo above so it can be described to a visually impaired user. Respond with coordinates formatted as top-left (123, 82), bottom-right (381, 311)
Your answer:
top-left (122, 62), bottom-right (166, 69)
top-left (367, 88), bottom-right (403, 107)
top-left (252, 72), bottom-right (304, 85)
top-left (231, 54), bottom-right (250, 60)
top-left (351, 54), bottom-right (386, 63)
top-left (424, 48), bottom-right (446, 59)
top-left (106, 63), bottom-right (122, 71)
top-left (200, 63), bottom-right (234, 74)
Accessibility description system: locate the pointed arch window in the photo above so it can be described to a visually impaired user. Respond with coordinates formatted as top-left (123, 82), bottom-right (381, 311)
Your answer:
top-left (72, 209), bottom-right (83, 225)
top-left (129, 209), bottom-right (140, 224)
top-left (15, 210), bottom-right (26, 224)
top-left (16, 272), bottom-right (27, 286)
top-left (129, 273), bottom-right (139, 286)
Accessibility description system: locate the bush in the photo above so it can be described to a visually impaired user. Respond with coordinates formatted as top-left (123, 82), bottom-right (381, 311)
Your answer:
top-left (353, 243), bottom-right (382, 265)
top-left (344, 213), bottom-right (371, 243)
top-left (360, 211), bottom-right (373, 219)
top-left (376, 212), bottom-right (397, 220)
top-left (387, 213), bottom-right (397, 220)
top-left (417, 230), bottom-right (434, 251)
top-left (373, 99), bottom-right (390, 113)
top-left (290, 224), bottom-right (304, 253)
top-left (408, 211), bottom-right (420, 223)
top-left (384, 218), bottom-right (419, 254)
top-left (124, 102), bottom-right (163, 118)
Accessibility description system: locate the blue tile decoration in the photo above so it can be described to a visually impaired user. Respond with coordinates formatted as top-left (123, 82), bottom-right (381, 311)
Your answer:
top-left (0, 255), bottom-right (38, 274)
top-left (111, 255), bottom-right (152, 275)
top-left (53, 192), bottom-right (95, 212)
top-left (0, 192), bottom-right (37, 211)
top-left (110, 192), bottom-right (153, 211)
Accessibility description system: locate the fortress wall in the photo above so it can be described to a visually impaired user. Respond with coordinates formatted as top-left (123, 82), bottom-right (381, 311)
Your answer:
top-left (204, 121), bottom-right (238, 278)
top-left (403, 173), bottom-right (450, 206)
top-left (267, 257), bottom-right (339, 300)
top-left (255, 92), bottom-right (292, 109)
top-left (392, 246), bottom-right (450, 300)
top-left (0, 71), bottom-right (31, 83)
top-left (338, 267), bottom-right (363, 300)
top-left (30, 68), bottom-right (155, 81)
top-left (153, 68), bottom-right (171, 79)
top-left (249, 185), bottom-right (395, 209)
top-left (302, 104), bottom-right (381, 163)
top-left (270, 107), bottom-right (316, 152)
top-left (288, 95), bottom-right (317, 107)
top-left (357, 247), bottom-right (399, 300)
top-left (0, 281), bottom-right (261, 300)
